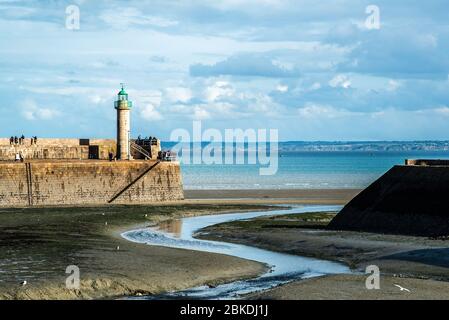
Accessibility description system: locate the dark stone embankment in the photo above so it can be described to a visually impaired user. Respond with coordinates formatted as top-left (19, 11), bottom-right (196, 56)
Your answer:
top-left (328, 164), bottom-right (449, 237)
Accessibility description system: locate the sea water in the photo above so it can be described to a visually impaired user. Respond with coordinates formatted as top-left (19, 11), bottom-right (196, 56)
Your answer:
top-left (180, 150), bottom-right (449, 190)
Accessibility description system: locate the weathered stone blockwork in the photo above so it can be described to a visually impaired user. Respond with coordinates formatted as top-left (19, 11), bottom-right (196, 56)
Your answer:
top-left (0, 138), bottom-right (116, 161)
top-left (0, 161), bottom-right (184, 207)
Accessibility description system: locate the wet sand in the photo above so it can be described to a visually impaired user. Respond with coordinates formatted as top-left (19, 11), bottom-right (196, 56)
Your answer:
top-left (5, 187), bottom-right (433, 300)
top-left (200, 212), bottom-right (449, 300)
top-left (184, 189), bottom-right (361, 205)
top-left (0, 204), bottom-right (271, 300)
top-left (252, 274), bottom-right (449, 300)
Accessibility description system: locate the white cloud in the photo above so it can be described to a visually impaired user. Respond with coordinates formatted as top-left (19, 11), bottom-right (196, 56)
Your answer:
top-left (309, 82), bottom-right (321, 91)
top-left (246, 93), bottom-right (284, 117)
top-left (20, 85), bottom-right (116, 107)
top-left (329, 74), bottom-right (351, 89)
top-left (0, 5), bottom-right (36, 18)
top-left (133, 90), bottom-right (164, 121)
top-left (168, 104), bottom-right (190, 114)
top-left (90, 94), bottom-right (108, 105)
top-left (204, 81), bottom-right (235, 102)
top-left (192, 106), bottom-right (211, 120)
top-left (165, 87), bottom-right (192, 103)
top-left (298, 103), bottom-right (351, 119)
top-left (387, 80), bottom-right (402, 92)
top-left (139, 104), bottom-right (163, 121)
top-left (433, 107), bottom-right (449, 117)
top-left (21, 85), bottom-right (114, 100)
top-left (166, 100), bottom-right (243, 120)
top-left (20, 99), bottom-right (60, 121)
top-left (2, 1), bottom-right (449, 140)
top-left (100, 8), bottom-right (178, 29)
top-left (134, 90), bottom-right (162, 107)
top-left (276, 84), bottom-right (289, 92)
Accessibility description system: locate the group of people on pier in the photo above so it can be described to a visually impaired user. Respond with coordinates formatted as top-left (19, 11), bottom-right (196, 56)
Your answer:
top-left (10, 135), bottom-right (38, 145)
top-left (158, 150), bottom-right (176, 161)
top-left (136, 136), bottom-right (158, 146)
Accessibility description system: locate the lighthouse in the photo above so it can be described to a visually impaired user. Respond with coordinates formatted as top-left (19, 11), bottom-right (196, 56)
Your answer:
top-left (115, 83), bottom-right (132, 160)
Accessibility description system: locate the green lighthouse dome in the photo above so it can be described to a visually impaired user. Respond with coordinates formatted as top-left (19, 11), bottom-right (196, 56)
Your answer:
top-left (115, 83), bottom-right (132, 108)
top-left (118, 83), bottom-right (128, 97)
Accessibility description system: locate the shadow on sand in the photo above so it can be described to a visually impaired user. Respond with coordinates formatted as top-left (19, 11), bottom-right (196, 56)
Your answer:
top-left (382, 248), bottom-right (449, 269)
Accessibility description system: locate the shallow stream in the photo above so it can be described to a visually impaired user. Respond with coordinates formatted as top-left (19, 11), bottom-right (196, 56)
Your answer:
top-left (122, 205), bottom-right (351, 299)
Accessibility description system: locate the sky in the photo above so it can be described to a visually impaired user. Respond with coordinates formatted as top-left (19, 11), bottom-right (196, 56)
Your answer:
top-left (0, 0), bottom-right (449, 141)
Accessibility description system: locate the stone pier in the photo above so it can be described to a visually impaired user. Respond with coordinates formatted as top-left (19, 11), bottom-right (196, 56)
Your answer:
top-left (0, 160), bottom-right (184, 207)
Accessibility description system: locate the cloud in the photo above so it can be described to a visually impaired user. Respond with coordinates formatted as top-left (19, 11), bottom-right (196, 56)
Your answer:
top-left (246, 93), bottom-right (285, 117)
top-left (276, 84), bottom-right (288, 92)
top-left (20, 85), bottom-right (115, 107)
top-left (165, 87), bottom-right (192, 103)
top-left (20, 99), bottom-right (60, 121)
top-left (190, 54), bottom-right (300, 78)
top-left (3, 1), bottom-right (449, 140)
top-left (100, 7), bottom-right (178, 29)
top-left (90, 60), bottom-right (120, 69)
top-left (133, 90), bottom-right (164, 121)
top-left (0, 4), bottom-right (36, 19)
top-left (329, 74), bottom-right (351, 89)
top-left (297, 103), bottom-right (353, 119)
top-left (139, 104), bottom-right (163, 121)
top-left (387, 80), bottom-right (402, 92)
top-left (150, 55), bottom-right (167, 63)
top-left (192, 106), bottom-right (211, 120)
top-left (204, 81), bottom-right (235, 102)
top-left (309, 82), bottom-right (321, 90)
top-left (433, 107), bottom-right (449, 117)
top-left (190, 102), bottom-right (243, 120)
top-left (336, 28), bottom-right (449, 78)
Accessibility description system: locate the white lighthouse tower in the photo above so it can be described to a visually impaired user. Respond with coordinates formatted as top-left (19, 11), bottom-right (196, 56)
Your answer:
top-left (115, 83), bottom-right (132, 160)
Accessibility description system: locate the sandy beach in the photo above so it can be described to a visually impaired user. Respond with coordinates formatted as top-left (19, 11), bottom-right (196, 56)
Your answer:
top-left (0, 203), bottom-right (272, 300)
top-left (199, 211), bottom-right (449, 300)
top-left (251, 274), bottom-right (449, 300)
top-left (0, 188), bottom-right (358, 300)
top-left (184, 189), bottom-right (361, 205)
top-left (3, 187), bottom-right (448, 300)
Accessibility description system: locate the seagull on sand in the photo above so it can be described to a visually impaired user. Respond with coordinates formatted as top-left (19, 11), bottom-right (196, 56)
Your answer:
top-left (105, 221), bottom-right (108, 226)
top-left (116, 246), bottom-right (120, 251)
top-left (20, 280), bottom-right (27, 286)
top-left (394, 284), bottom-right (411, 292)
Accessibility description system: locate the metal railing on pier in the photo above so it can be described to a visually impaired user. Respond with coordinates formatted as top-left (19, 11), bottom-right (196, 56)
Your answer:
top-left (130, 141), bottom-right (151, 159)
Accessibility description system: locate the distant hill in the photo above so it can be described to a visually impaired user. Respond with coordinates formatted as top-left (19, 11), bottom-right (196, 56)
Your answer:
top-left (162, 141), bottom-right (449, 152)
top-left (278, 141), bottom-right (449, 152)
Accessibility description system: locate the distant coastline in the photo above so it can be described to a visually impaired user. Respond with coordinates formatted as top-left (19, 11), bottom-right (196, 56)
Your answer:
top-left (162, 141), bottom-right (449, 152)
top-left (179, 148), bottom-right (449, 190)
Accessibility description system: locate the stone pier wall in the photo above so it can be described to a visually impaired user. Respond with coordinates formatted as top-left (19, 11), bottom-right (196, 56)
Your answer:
top-left (328, 165), bottom-right (449, 237)
top-left (0, 138), bottom-right (116, 161)
top-left (0, 160), bottom-right (184, 207)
